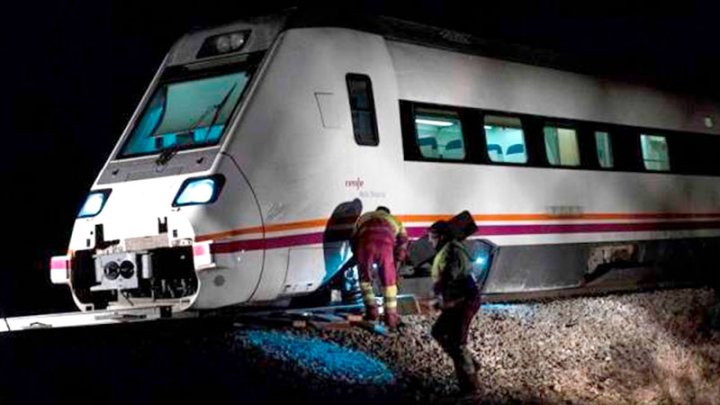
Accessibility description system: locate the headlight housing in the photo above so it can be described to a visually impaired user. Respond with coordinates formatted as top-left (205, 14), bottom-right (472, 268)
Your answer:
top-left (172, 175), bottom-right (225, 207)
top-left (197, 30), bottom-right (250, 58)
top-left (78, 189), bottom-right (112, 218)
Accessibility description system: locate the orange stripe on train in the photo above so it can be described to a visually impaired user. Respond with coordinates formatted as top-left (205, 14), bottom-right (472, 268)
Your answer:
top-left (195, 212), bottom-right (720, 242)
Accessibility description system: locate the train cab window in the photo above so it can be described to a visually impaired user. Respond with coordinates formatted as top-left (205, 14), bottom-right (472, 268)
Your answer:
top-left (543, 125), bottom-right (580, 166)
top-left (641, 134), bottom-right (670, 171)
top-left (346, 74), bottom-right (379, 146)
top-left (594, 131), bottom-right (614, 168)
top-left (414, 108), bottom-right (465, 160)
top-left (484, 115), bottom-right (527, 164)
top-left (119, 71), bottom-right (251, 158)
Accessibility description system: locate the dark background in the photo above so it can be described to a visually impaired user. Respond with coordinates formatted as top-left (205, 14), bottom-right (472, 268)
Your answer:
top-left (1, 0), bottom-right (718, 316)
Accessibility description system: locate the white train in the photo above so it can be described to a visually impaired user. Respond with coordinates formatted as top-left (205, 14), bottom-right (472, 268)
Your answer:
top-left (50, 11), bottom-right (720, 312)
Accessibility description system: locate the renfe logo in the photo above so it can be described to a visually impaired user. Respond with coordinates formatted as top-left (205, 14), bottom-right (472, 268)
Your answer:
top-left (345, 177), bottom-right (364, 190)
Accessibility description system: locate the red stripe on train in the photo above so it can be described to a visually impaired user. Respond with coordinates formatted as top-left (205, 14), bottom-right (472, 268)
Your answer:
top-left (209, 220), bottom-right (720, 253)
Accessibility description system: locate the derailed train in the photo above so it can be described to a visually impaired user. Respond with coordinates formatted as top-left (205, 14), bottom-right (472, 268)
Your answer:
top-left (50, 10), bottom-right (720, 312)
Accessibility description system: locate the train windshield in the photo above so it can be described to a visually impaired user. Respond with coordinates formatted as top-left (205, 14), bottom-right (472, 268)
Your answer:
top-left (118, 70), bottom-right (250, 158)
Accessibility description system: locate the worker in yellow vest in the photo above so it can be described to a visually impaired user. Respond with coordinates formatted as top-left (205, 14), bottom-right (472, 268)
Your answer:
top-left (428, 220), bottom-right (481, 394)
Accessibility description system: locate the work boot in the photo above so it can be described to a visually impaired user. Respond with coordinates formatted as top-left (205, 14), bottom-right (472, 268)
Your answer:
top-left (365, 305), bottom-right (380, 321)
top-left (456, 347), bottom-right (480, 394)
top-left (360, 281), bottom-right (377, 320)
top-left (383, 307), bottom-right (400, 330)
top-left (382, 285), bottom-right (399, 329)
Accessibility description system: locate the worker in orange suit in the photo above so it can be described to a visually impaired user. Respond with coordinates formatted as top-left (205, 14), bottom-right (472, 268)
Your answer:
top-left (351, 206), bottom-right (408, 329)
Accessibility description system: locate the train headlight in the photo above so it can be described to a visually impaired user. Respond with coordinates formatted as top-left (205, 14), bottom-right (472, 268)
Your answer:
top-left (197, 30), bottom-right (250, 58)
top-left (215, 35), bottom-right (231, 53)
top-left (104, 261), bottom-right (120, 280)
top-left (172, 175), bottom-right (225, 207)
top-left (119, 260), bottom-right (135, 279)
top-left (78, 189), bottom-right (111, 218)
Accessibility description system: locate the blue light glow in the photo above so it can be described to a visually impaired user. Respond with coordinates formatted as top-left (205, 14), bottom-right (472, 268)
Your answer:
top-left (239, 330), bottom-right (394, 384)
top-left (482, 303), bottom-right (517, 311)
top-left (78, 192), bottom-right (108, 218)
top-left (175, 178), bottom-right (216, 205)
top-left (481, 303), bottom-right (537, 320)
top-left (473, 250), bottom-right (490, 271)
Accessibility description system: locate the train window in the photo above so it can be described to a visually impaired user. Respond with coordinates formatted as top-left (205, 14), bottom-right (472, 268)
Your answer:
top-left (346, 74), bottom-right (379, 146)
top-left (544, 125), bottom-right (580, 166)
top-left (414, 108), bottom-right (465, 160)
top-left (119, 71), bottom-right (250, 158)
top-left (641, 134), bottom-right (670, 171)
top-left (594, 131), bottom-right (614, 168)
top-left (484, 115), bottom-right (527, 164)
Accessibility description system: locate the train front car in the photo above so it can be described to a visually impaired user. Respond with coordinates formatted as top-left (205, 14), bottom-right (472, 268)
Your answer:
top-left (48, 10), bottom-right (720, 313)
top-left (49, 17), bottom-right (286, 312)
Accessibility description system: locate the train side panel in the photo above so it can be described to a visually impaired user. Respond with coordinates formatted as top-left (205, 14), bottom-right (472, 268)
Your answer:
top-left (218, 27), bottom-right (404, 302)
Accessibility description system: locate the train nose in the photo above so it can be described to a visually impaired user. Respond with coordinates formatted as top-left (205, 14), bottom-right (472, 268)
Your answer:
top-left (61, 154), bottom-right (264, 311)
top-left (61, 178), bottom-right (206, 310)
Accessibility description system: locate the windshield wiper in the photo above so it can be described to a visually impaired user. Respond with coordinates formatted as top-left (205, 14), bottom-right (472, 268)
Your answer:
top-left (155, 84), bottom-right (238, 166)
top-left (155, 144), bottom-right (180, 166)
top-left (202, 83), bottom-right (237, 142)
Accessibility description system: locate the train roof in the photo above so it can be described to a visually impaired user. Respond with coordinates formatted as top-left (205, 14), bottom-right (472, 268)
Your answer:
top-left (285, 9), bottom-right (580, 76)
top-left (169, 9), bottom-right (580, 76)
top-left (168, 8), bottom-right (715, 102)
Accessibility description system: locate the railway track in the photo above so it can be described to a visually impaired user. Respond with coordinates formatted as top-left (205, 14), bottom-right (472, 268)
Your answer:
top-left (0, 294), bottom-right (422, 335)
top-left (1, 267), bottom-right (706, 335)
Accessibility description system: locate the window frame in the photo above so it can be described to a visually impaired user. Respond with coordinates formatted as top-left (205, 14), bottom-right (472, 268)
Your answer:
top-left (413, 106), bottom-right (468, 161)
top-left (400, 101), bottom-right (473, 164)
top-left (399, 99), bottom-right (719, 177)
top-left (482, 112), bottom-right (531, 166)
top-left (592, 129), bottom-right (615, 169)
top-left (541, 122), bottom-right (581, 167)
top-left (640, 133), bottom-right (671, 172)
top-left (346, 73), bottom-right (380, 147)
top-left (115, 54), bottom-right (263, 161)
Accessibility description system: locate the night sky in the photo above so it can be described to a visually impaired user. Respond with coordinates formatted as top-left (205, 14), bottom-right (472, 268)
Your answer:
top-left (2, 0), bottom-right (718, 316)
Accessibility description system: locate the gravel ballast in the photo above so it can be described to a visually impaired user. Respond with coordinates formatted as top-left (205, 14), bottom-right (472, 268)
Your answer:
top-left (240, 288), bottom-right (720, 404)
top-left (2, 288), bottom-right (718, 404)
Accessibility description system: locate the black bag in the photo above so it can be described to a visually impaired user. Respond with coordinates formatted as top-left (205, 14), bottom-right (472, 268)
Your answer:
top-left (447, 210), bottom-right (478, 240)
top-left (406, 211), bottom-right (478, 267)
